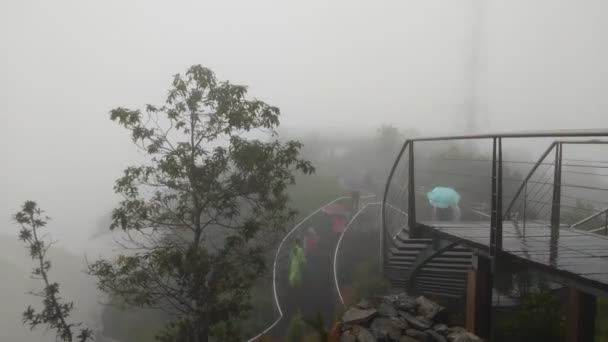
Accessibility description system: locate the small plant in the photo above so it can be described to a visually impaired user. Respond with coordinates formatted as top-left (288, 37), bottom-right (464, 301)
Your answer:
top-left (303, 312), bottom-right (328, 342)
top-left (286, 311), bottom-right (306, 342)
top-left (14, 201), bottom-right (93, 342)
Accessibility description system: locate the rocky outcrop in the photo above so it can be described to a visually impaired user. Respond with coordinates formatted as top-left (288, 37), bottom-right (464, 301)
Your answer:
top-left (339, 293), bottom-right (483, 342)
top-left (343, 307), bottom-right (378, 326)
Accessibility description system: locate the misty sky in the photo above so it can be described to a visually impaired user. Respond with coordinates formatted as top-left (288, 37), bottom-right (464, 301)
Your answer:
top-left (2, 0), bottom-right (608, 252)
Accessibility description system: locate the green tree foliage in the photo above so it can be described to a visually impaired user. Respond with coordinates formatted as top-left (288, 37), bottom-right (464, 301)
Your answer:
top-left (495, 270), bottom-right (565, 342)
top-left (13, 201), bottom-right (93, 342)
top-left (88, 65), bottom-right (314, 342)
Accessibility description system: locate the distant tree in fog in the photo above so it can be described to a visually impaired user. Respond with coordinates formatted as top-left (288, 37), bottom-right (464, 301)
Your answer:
top-left (88, 65), bottom-right (314, 342)
top-left (13, 201), bottom-right (93, 342)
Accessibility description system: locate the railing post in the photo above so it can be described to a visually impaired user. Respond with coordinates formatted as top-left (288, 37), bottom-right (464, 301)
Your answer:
top-left (408, 142), bottom-right (418, 237)
top-left (523, 183), bottom-right (527, 238)
top-left (490, 137), bottom-right (503, 257)
top-left (497, 138), bottom-right (503, 250)
top-left (551, 143), bottom-right (562, 230)
top-left (550, 143), bottom-right (562, 266)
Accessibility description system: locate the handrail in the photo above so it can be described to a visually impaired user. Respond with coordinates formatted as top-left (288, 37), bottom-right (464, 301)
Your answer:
top-left (503, 142), bottom-right (557, 219)
top-left (589, 227), bottom-right (608, 234)
top-left (570, 206), bottom-right (608, 229)
top-left (246, 194), bottom-right (375, 341)
top-left (334, 202), bottom-right (381, 305)
top-left (405, 129), bottom-right (608, 142)
top-left (504, 139), bottom-right (608, 220)
top-left (245, 196), bottom-right (348, 342)
top-left (381, 140), bottom-right (411, 271)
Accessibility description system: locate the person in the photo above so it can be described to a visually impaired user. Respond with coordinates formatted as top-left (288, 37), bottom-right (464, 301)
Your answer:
top-left (304, 227), bottom-right (319, 257)
top-left (288, 238), bottom-right (306, 288)
top-left (427, 186), bottom-right (462, 222)
top-left (432, 205), bottom-right (461, 221)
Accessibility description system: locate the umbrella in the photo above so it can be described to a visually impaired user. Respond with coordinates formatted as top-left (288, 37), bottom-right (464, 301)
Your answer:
top-left (427, 187), bottom-right (461, 209)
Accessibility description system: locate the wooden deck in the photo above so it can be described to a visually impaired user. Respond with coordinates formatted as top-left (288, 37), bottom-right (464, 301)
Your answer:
top-left (419, 220), bottom-right (608, 295)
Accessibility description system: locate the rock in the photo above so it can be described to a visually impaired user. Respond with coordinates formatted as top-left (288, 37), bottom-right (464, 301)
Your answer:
top-left (357, 299), bottom-right (373, 309)
top-left (370, 318), bottom-right (402, 340)
top-left (343, 307), bottom-right (378, 326)
top-left (415, 296), bottom-right (446, 321)
top-left (432, 324), bottom-right (449, 335)
top-left (446, 328), bottom-right (481, 342)
top-left (341, 330), bottom-right (357, 342)
top-left (406, 329), bottom-right (429, 341)
top-left (378, 301), bottom-right (398, 317)
top-left (399, 311), bottom-right (432, 330)
top-left (450, 333), bottom-right (480, 342)
top-left (356, 327), bottom-right (377, 342)
top-left (427, 330), bottom-right (447, 342)
top-left (446, 327), bottom-right (467, 335)
top-left (392, 317), bottom-right (409, 330)
top-left (396, 295), bottom-right (418, 312)
top-left (399, 337), bottom-right (419, 342)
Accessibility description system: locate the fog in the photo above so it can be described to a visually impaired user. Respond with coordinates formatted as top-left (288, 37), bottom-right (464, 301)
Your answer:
top-left (1, 0), bottom-right (608, 340)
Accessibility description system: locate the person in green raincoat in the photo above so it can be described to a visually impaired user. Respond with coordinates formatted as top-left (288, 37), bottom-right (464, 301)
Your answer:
top-left (289, 238), bottom-right (306, 288)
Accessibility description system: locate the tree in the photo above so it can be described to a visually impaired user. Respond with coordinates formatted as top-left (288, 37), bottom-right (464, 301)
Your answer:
top-left (89, 65), bottom-right (314, 342)
top-left (13, 201), bottom-right (93, 342)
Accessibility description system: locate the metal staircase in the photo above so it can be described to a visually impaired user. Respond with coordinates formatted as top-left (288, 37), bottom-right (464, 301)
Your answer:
top-left (383, 228), bottom-right (471, 298)
top-left (381, 140), bottom-right (474, 299)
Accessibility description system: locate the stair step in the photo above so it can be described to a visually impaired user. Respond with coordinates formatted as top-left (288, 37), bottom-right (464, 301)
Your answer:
top-left (417, 281), bottom-right (466, 289)
top-left (416, 276), bottom-right (466, 284)
top-left (417, 288), bottom-right (466, 296)
top-left (425, 258), bottom-right (472, 265)
top-left (417, 268), bottom-right (468, 274)
top-left (394, 236), bottom-right (433, 244)
top-left (419, 290), bottom-right (464, 299)
top-left (418, 281), bottom-right (466, 291)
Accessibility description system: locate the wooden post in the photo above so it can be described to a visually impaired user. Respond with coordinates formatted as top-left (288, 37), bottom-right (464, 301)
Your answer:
top-left (566, 288), bottom-right (596, 342)
top-left (465, 255), bottom-right (492, 339)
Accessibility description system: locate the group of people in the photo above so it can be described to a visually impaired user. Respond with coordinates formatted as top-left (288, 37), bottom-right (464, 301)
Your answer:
top-left (282, 204), bottom-right (349, 333)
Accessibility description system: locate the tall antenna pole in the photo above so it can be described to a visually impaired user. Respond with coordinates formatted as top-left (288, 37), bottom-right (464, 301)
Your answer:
top-left (467, 0), bottom-right (484, 133)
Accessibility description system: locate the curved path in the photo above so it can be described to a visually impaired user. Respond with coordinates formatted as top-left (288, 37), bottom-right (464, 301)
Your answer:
top-left (245, 197), bottom-right (349, 342)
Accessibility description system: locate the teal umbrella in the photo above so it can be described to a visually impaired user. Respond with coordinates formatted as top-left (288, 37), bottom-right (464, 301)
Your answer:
top-left (427, 187), bottom-right (461, 209)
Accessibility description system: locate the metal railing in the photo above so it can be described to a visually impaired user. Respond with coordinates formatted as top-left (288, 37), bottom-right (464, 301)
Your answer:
top-left (245, 196), bottom-right (350, 342)
top-left (381, 129), bottom-right (608, 269)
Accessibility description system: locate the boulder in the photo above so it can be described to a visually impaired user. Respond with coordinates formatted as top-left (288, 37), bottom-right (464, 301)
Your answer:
top-left (378, 301), bottom-right (398, 317)
top-left (343, 307), bottom-right (378, 326)
top-left (357, 299), bottom-right (373, 310)
top-left (391, 317), bottom-right (409, 330)
top-left (356, 327), bottom-right (377, 342)
top-left (340, 330), bottom-right (357, 342)
top-left (396, 295), bottom-right (418, 312)
top-left (399, 337), bottom-right (419, 342)
top-left (432, 324), bottom-right (449, 335)
top-left (406, 329), bottom-right (429, 341)
top-left (337, 293), bottom-right (480, 342)
top-left (415, 296), bottom-right (446, 321)
top-left (399, 312), bottom-right (432, 330)
top-left (370, 318), bottom-right (402, 340)
top-left (427, 330), bottom-right (447, 342)
top-left (446, 328), bottom-right (481, 342)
